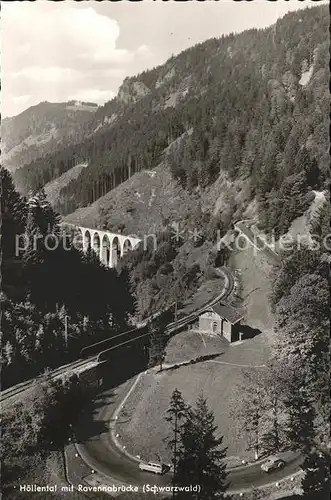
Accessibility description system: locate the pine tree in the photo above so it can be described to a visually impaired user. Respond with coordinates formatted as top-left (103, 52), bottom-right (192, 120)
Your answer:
top-left (309, 200), bottom-right (330, 247)
top-left (259, 368), bottom-right (285, 454)
top-left (176, 395), bottom-right (228, 500)
top-left (0, 167), bottom-right (27, 300)
top-left (263, 360), bottom-right (317, 455)
top-left (271, 247), bottom-right (329, 309)
top-left (283, 371), bottom-right (316, 454)
top-left (234, 371), bottom-right (267, 460)
top-left (26, 189), bottom-right (60, 237)
top-left (112, 267), bottom-right (136, 330)
top-left (165, 389), bottom-right (190, 495)
top-left (148, 316), bottom-right (168, 370)
top-left (22, 190), bottom-right (61, 307)
top-left (301, 450), bottom-right (331, 499)
top-left (273, 273), bottom-right (329, 431)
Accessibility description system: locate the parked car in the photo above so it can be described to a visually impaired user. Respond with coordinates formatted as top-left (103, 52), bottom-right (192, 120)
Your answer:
top-left (162, 463), bottom-right (174, 474)
top-left (138, 462), bottom-right (163, 474)
top-left (261, 456), bottom-right (286, 473)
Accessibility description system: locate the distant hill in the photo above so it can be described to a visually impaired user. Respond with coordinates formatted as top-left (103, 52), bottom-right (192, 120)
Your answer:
top-left (13, 5), bottom-right (329, 239)
top-left (1, 100), bottom-right (97, 172)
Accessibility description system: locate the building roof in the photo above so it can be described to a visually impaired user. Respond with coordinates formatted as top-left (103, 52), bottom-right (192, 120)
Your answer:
top-left (199, 311), bottom-right (217, 319)
top-left (210, 303), bottom-right (245, 324)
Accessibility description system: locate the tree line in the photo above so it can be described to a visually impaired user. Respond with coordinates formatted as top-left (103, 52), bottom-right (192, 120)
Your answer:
top-left (1, 167), bottom-right (135, 389)
top-left (232, 207), bottom-right (330, 498)
top-left (1, 373), bottom-right (96, 499)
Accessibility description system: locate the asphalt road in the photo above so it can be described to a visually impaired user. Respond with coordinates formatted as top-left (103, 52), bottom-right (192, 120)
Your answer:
top-left (234, 221), bottom-right (281, 265)
top-left (71, 382), bottom-right (302, 494)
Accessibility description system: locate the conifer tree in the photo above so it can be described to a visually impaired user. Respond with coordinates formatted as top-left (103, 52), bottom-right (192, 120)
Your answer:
top-left (112, 267), bottom-right (136, 330)
top-left (281, 369), bottom-right (316, 454)
top-left (175, 395), bottom-right (228, 500)
top-left (0, 167), bottom-right (27, 300)
top-left (301, 450), bottom-right (331, 499)
top-left (148, 315), bottom-right (168, 370)
top-left (234, 370), bottom-right (267, 460)
top-left (165, 388), bottom-right (189, 494)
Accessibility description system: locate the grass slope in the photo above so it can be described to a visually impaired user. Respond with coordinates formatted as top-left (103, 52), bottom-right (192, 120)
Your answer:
top-left (63, 163), bottom-right (198, 234)
top-left (116, 330), bottom-right (269, 465)
top-left (63, 159), bottom-right (252, 237)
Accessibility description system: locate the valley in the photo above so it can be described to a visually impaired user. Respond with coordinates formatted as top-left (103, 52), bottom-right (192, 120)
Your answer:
top-left (1, 3), bottom-right (329, 500)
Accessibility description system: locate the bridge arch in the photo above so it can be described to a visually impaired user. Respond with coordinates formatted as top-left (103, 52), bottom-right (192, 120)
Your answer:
top-left (75, 227), bottom-right (84, 251)
top-left (93, 232), bottom-right (101, 255)
top-left (84, 230), bottom-right (91, 251)
top-left (101, 235), bottom-right (111, 266)
top-left (111, 236), bottom-right (121, 267)
top-left (122, 238), bottom-right (132, 256)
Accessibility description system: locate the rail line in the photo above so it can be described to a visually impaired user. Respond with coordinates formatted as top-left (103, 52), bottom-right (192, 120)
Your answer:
top-left (1, 268), bottom-right (233, 408)
top-left (1, 312), bottom-right (170, 405)
top-left (0, 358), bottom-right (99, 404)
top-left (96, 267), bottom-right (233, 362)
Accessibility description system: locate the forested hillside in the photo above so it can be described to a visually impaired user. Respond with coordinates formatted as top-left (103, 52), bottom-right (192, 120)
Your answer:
top-left (2, 100), bottom-right (97, 172)
top-left (0, 167), bottom-right (134, 389)
top-left (12, 5), bottom-right (329, 237)
top-left (233, 205), bottom-right (330, 498)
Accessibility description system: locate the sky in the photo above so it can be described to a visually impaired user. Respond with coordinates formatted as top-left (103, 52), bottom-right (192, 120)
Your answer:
top-left (1, 0), bottom-right (324, 118)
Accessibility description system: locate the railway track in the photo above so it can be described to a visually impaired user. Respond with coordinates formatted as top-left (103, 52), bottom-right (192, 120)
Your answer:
top-left (0, 358), bottom-right (99, 406)
top-left (96, 267), bottom-right (233, 361)
top-left (1, 267), bottom-right (234, 408)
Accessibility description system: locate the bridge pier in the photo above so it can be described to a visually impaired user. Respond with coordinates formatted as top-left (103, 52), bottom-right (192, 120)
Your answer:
top-left (60, 223), bottom-right (141, 268)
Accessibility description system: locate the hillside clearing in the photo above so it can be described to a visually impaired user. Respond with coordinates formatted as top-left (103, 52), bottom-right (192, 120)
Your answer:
top-left (116, 330), bottom-right (269, 464)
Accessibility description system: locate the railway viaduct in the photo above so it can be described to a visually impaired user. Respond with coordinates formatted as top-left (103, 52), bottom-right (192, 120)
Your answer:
top-left (61, 222), bottom-right (141, 268)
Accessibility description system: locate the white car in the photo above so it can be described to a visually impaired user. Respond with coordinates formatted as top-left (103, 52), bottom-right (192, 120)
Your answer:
top-left (261, 456), bottom-right (286, 473)
top-left (138, 462), bottom-right (163, 474)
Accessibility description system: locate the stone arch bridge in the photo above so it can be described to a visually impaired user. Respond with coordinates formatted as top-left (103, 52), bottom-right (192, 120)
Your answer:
top-left (61, 223), bottom-right (141, 268)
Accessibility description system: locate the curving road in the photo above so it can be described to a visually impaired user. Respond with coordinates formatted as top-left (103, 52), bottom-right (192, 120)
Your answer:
top-left (67, 265), bottom-right (302, 493)
top-left (64, 240), bottom-right (299, 493)
top-left (70, 379), bottom-right (302, 495)
top-left (234, 220), bottom-right (281, 264)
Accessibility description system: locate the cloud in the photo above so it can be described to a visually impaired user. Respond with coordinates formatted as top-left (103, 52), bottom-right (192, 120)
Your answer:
top-left (2, 4), bottom-right (127, 71)
top-left (92, 48), bottom-right (133, 65)
top-left (12, 95), bottom-right (32, 105)
top-left (136, 45), bottom-right (154, 59)
top-left (11, 67), bottom-right (82, 83)
top-left (1, 2), bottom-right (151, 116)
top-left (1, 0), bottom-right (318, 117)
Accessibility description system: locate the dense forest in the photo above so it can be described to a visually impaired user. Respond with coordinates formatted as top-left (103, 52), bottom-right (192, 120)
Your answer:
top-left (118, 209), bottom-right (230, 320)
top-left (0, 168), bottom-right (134, 388)
top-left (233, 202), bottom-right (330, 498)
top-left (12, 6), bottom-right (328, 238)
top-left (1, 166), bottom-right (227, 386)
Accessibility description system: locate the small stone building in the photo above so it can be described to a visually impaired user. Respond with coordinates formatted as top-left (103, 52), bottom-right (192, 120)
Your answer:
top-left (198, 303), bottom-right (245, 343)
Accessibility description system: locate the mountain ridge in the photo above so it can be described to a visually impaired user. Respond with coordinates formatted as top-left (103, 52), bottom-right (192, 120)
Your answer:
top-left (9, 5), bottom-right (329, 240)
top-left (1, 100), bottom-right (98, 172)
